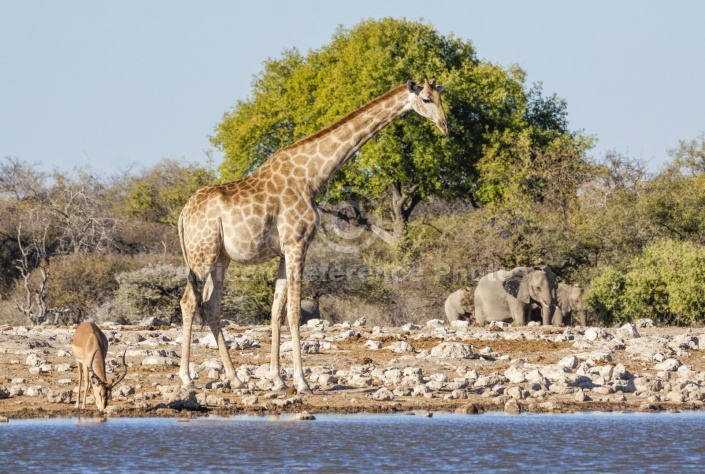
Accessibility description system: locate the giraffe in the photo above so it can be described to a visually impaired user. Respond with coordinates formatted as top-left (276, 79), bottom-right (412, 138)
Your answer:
top-left (177, 75), bottom-right (448, 394)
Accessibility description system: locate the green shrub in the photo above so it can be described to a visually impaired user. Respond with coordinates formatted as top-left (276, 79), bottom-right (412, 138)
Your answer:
top-left (221, 260), bottom-right (278, 325)
top-left (113, 264), bottom-right (187, 324)
top-left (46, 253), bottom-right (139, 323)
top-left (585, 239), bottom-right (705, 326)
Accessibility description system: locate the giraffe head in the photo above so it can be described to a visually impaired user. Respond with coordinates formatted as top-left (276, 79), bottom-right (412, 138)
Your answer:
top-left (407, 75), bottom-right (448, 136)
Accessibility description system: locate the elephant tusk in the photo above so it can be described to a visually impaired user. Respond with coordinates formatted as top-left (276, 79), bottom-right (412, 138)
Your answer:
top-left (542, 302), bottom-right (550, 309)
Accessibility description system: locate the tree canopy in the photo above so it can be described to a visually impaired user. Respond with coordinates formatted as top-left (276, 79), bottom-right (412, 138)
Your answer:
top-left (211, 18), bottom-right (591, 238)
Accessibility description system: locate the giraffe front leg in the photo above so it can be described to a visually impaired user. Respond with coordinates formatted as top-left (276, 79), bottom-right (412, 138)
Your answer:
top-left (286, 255), bottom-right (312, 395)
top-left (270, 258), bottom-right (288, 391)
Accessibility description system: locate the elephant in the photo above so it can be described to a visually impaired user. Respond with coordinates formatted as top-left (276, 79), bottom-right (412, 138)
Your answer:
top-left (285, 300), bottom-right (320, 326)
top-left (300, 299), bottom-right (321, 325)
top-left (529, 283), bottom-right (586, 326)
top-left (444, 287), bottom-right (473, 322)
top-left (555, 283), bottom-right (587, 326)
top-left (474, 266), bottom-right (557, 326)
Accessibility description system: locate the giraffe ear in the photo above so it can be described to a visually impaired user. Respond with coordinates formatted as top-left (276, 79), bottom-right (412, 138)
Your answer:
top-left (435, 85), bottom-right (445, 93)
top-left (407, 80), bottom-right (422, 94)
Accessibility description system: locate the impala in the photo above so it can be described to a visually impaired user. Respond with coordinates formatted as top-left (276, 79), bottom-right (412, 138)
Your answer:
top-left (72, 322), bottom-right (127, 411)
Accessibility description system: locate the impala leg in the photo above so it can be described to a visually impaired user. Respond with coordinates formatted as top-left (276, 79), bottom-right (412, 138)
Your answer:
top-left (285, 252), bottom-right (312, 394)
top-left (270, 258), bottom-right (288, 391)
top-left (76, 361), bottom-right (82, 409)
top-left (204, 259), bottom-right (244, 389)
top-left (82, 363), bottom-right (89, 409)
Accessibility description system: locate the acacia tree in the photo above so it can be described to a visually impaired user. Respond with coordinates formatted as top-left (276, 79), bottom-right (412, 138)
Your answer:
top-left (212, 18), bottom-right (585, 243)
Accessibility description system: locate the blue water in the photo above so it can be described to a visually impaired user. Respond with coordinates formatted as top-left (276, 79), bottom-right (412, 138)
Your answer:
top-left (2, 411), bottom-right (705, 472)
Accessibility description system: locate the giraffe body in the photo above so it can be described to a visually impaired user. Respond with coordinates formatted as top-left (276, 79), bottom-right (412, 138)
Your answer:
top-left (178, 77), bottom-right (447, 393)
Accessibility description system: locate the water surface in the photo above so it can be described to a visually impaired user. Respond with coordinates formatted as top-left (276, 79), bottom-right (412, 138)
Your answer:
top-left (2, 411), bottom-right (705, 472)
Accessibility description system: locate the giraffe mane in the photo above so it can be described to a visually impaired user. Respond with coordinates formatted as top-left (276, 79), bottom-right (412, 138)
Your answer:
top-left (279, 84), bottom-right (408, 152)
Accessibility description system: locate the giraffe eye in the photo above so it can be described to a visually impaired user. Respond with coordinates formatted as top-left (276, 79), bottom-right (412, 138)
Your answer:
top-left (421, 97), bottom-right (432, 103)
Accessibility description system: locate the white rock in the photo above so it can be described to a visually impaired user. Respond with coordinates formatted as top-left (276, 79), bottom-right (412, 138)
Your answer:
top-left (280, 340), bottom-right (320, 354)
top-left (385, 341), bottom-right (415, 353)
top-left (557, 355), bottom-right (579, 369)
top-left (429, 342), bottom-right (474, 359)
top-left (429, 373), bottom-right (449, 383)
top-left (353, 317), bottom-right (367, 327)
top-left (504, 365), bottom-right (527, 384)
top-left (25, 353), bottom-right (43, 366)
top-left (620, 323), bottom-right (640, 338)
top-left (372, 388), bottom-right (395, 401)
top-left (365, 340), bottom-right (382, 350)
top-left (412, 384), bottom-right (430, 396)
top-left (426, 319), bottom-right (445, 327)
top-left (141, 356), bottom-right (175, 366)
top-left (242, 395), bottom-right (259, 406)
top-left (25, 386), bottom-right (45, 397)
top-left (504, 399), bottom-right (521, 414)
top-left (306, 319), bottom-right (330, 328)
top-left (450, 320), bottom-right (470, 329)
top-left (584, 328), bottom-right (603, 341)
top-left (654, 358), bottom-right (681, 372)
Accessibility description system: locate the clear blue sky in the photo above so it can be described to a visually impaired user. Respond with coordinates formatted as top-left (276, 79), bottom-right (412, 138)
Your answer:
top-left (1, 1), bottom-right (703, 176)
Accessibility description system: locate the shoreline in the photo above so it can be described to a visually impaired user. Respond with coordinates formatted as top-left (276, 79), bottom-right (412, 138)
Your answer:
top-left (2, 320), bottom-right (704, 420)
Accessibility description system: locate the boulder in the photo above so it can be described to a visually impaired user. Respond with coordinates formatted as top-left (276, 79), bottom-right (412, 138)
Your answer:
top-left (429, 342), bottom-right (474, 359)
top-left (655, 358), bottom-right (681, 372)
top-left (385, 341), bottom-right (415, 353)
top-left (142, 356), bottom-right (175, 366)
top-left (372, 388), bottom-right (395, 401)
top-left (504, 399), bottom-right (521, 414)
top-left (620, 323), bottom-right (640, 339)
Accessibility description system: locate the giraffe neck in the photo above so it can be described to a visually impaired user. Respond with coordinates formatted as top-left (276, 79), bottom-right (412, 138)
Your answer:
top-left (266, 84), bottom-right (412, 193)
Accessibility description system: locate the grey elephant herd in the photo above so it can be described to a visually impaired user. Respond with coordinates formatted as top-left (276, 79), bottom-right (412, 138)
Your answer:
top-left (445, 266), bottom-right (587, 327)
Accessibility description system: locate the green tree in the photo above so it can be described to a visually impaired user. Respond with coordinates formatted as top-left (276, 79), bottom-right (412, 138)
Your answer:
top-left (119, 158), bottom-right (216, 225)
top-left (585, 239), bottom-right (705, 326)
top-left (211, 18), bottom-right (587, 242)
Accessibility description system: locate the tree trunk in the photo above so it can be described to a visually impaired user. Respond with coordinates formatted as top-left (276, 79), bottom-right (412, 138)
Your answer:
top-left (390, 182), bottom-right (421, 243)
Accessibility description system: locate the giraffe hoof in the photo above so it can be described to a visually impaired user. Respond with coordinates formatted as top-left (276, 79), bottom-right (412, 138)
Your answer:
top-left (180, 382), bottom-right (197, 392)
top-left (297, 385), bottom-right (313, 395)
top-left (272, 383), bottom-right (287, 393)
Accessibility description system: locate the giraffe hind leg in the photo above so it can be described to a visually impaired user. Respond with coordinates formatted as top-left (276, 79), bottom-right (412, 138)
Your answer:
top-left (202, 258), bottom-right (244, 389)
top-left (269, 258), bottom-right (288, 391)
top-left (178, 280), bottom-right (197, 388)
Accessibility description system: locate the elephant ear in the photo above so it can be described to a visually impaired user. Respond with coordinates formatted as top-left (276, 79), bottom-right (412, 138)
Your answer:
top-left (502, 269), bottom-right (531, 304)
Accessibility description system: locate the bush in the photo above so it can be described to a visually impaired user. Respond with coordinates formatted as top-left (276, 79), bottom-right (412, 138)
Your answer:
top-left (45, 253), bottom-right (139, 324)
top-left (113, 264), bottom-right (187, 324)
top-left (221, 260), bottom-right (278, 325)
top-left (585, 239), bottom-right (705, 326)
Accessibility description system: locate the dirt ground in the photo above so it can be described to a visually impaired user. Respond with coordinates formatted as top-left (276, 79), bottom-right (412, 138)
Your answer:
top-left (1, 321), bottom-right (703, 420)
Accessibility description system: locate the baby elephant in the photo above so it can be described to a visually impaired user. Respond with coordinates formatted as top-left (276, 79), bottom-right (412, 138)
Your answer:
top-left (445, 287), bottom-right (473, 322)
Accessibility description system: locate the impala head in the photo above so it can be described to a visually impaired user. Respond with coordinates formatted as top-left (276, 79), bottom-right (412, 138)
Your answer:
top-left (407, 75), bottom-right (448, 136)
top-left (88, 349), bottom-right (127, 411)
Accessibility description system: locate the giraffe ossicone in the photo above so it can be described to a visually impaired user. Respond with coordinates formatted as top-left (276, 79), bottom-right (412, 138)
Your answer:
top-left (177, 75), bottom-right (448, 394)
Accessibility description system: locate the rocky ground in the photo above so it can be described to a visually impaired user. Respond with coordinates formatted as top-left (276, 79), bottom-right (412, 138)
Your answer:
top-left (1, 317), bottom-right (704, 421)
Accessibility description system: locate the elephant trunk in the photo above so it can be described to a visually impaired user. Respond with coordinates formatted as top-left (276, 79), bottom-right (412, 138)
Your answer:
top-left (539, 289), bottom-right (555, 326)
